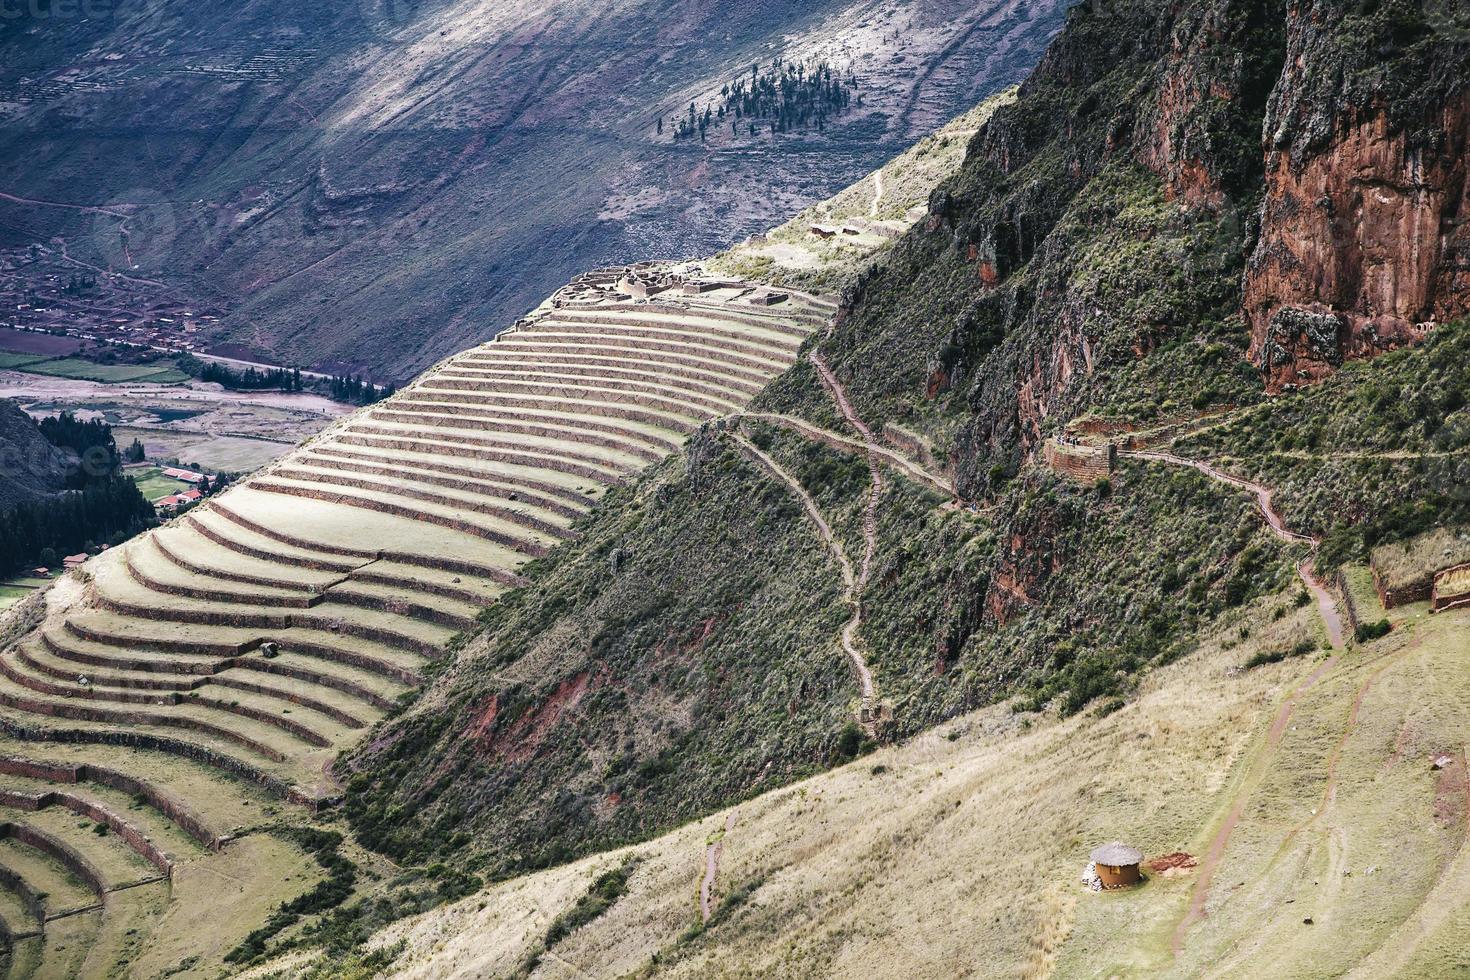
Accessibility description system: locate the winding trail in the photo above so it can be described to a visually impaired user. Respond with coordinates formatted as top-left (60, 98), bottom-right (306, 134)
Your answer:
top-left (729, 432), bottom-right (875, 732)
top-left (810, 352), bottom-right (886, 590)
top-left (1121, 450), bottom-right (1344, 649)
top-left (740, 411), bottom-right (953, 496)
top-left (699, 810), bottom-right (737, 924)
top-left (1122, 449), bottom-right (1352, 955)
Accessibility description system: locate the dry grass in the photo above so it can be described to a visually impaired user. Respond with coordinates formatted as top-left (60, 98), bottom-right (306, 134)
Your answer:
top-left (1370, 524), bottom-right (1470, 594)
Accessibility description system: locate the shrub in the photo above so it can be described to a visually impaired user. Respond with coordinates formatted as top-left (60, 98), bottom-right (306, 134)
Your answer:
top-left (1354, 619), bottom-right (1391, 643)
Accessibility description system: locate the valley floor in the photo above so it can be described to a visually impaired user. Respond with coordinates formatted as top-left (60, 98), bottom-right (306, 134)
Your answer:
top-left (254, 573), bottom-right (1467, 978)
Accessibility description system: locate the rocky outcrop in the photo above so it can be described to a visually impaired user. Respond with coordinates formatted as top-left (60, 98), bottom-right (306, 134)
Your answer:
top-left (1245, 2), bottom-right (1470, 391)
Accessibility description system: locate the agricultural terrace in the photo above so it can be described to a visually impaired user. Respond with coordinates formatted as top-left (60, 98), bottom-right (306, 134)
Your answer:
top-left (0, 267), bottom-right (829, 977)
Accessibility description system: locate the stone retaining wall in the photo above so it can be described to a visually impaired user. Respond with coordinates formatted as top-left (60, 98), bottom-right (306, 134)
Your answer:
top-left (498, 331), bottom-right (782, 377)
top-left (186, 515), bottom-right (361, 575)
top-left (470, 340), bottom-right (772, 387)
top-left (405, 386), bottom-right (699, 434)
top-left (443, 360), bottom-right (752, 406)
top-left (0, 790), bottom-right (171, 875)
top-left (0, 689), bottom-right (288, 762)
top-left (0, 722), bottom-right (317, 809)
top-left (154, 536), bottom-right (328, 595)
top-left (425, 373), bottom-right (729, 417)
top-left (337, 432), bottom-right (627, 484)
top-left (369, 408), bottom-right (671, 460)
top-left (303, 452), bottom-right (587, 521)
top-left (125, 555), bottom-right (316, 610)
top-left (0, 821), bottom-right (106, 896)
top-left (270, 466), bottom-right (571, 542)
top-left (458, 351), bottom-right (764, 397)
top-left (1432, 562), bottom-right (1470, 612)
top-left (1337, 570), bottom-right (1363, 634)
top-left (0, 757), bottom-right (219, 849)
top-left (1043, 440), bottom-right (1116, 483)
top-left (1371, 566), bottom-right (1433, 609)
top-left (251, 480), bottom-right (552, 558)
top-left (311, 445), bottom-right (595, 513)
top-left (0, 862), bottom-right (45, 924)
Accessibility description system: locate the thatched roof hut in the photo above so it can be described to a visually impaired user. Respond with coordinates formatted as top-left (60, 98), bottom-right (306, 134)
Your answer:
top-left (1090, 842), bottom-right (1144, 888)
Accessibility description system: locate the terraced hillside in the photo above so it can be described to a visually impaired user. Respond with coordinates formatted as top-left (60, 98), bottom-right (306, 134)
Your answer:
top-left (0, 269), bottom-right (829, 976)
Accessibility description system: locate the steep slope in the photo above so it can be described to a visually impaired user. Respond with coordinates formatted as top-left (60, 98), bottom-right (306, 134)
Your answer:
top-left (0, 270), bottom-right (825, 977)
top-left (0, 400), bottom-right (70, 512)
top-left (271, 595), bottom-right (1470, 979)
top-left (335, 0), bottom-right (1470, 943)
top-left (0, 0), bottom-right (1067, 380)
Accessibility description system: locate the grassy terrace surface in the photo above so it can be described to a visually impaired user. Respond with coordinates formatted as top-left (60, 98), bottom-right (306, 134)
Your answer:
top-left (0, 269), bottom-right (823, 977)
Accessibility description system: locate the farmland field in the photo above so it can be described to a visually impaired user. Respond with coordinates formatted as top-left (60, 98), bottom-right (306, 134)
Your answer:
top-left (21, 358), bottom-right (190, 383)
top-left (0, 351), bottom-right (50, 369)
top-left (0, 327), bottom-right (82, 356)
top-left (129, 466), bottom-right (193, 502)
top-left (113, 426), bottom-right (294, 472)
top-left (0, 583), bottom-right (37, 612)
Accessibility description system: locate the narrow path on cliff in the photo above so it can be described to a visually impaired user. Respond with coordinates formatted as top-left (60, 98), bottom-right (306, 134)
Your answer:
top-left (1120, 449), bottom-right (1344, 649)
top-left (810, 352), bottom-right (885, 591)
top-left (737, 411), bottom-right (954, 496)
top-left (699, 810), bottom-right (737, 924)
top-left (870, 169), bottom-right (885, 218)
top-left (729, 431), bottom-right (876, 734)
top-left (0, 190), bottom-right (133, 217)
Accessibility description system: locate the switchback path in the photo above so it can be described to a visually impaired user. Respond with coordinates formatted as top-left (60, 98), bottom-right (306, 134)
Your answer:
top-left (810, 353), bottom-right (885, 589)
top-left (729, 432), bottom-right (876, 733)
top-left (1121, 450), bottom-right (1344, 649)
top-left (738, 411), bottom-right (953, 496)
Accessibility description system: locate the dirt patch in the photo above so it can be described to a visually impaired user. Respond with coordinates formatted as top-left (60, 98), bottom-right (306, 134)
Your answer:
top-left (1147, 852), bottom-right (1198, 876)
top-left (1433, 751), bottom-right (1468, 830)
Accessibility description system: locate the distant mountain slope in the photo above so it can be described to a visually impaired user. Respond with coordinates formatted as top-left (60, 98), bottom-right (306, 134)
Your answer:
top-left (0, 399), bottom-right (70, 511)
top-left (0, 0), bottom-right (1066, 380)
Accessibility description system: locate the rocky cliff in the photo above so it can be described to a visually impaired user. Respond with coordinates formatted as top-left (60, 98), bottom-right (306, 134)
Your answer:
top-left (1245, 0), bottom-right (1470, 391)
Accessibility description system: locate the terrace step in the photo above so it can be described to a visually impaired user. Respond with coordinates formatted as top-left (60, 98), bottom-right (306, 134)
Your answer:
top-left (271, 461), bottom-right (577, 540)
top-left (0, 665), bottom-right (312, 762)
top-left (125, 543), bottom-right (313, 610)
top-left (418, 372), bottom-right (737, 419)
top-left (349, 559), bottom-right (505, 607)
top-left (61, 613), bottom-right (425, 688)
top-left (364, 405), bottom-right (670, 464)
top-left (300, 450), bottom-right (590, 523)
top-left (249, 476), bottom-right (557, 558)
top-left (387, 387), bottom-right (701, 435)
top-left (483, 335), bottom-right (776, 388)
top-left (185, 509), bottom-right (366, 575)
top-left (0, 805), bottom-right (161, 887)
top-left (150, 523), bottom-right (343, 594)
top-left (344, 416), bottom-right (662, 472)
top-left (321, 579), bottom-right (484, 633)
top-left (450, 348), bottom-right (766, 398)
top-left (431, 367), bottom-right (746, 417)
top-left (16, 640), bottom-right (371, 731)
top-left (0, 755), bottom-right (222, 851)
top-left (214, 487), bottom-right (531, 580)
top-left (334, 428), bottom-right (632, 485)
top-left (531, 315), bottom-right (799, 364)
top-left (546, 308), bottom-right (809, 349)
top-left (307, 440), bottom-right (602, 504)
top-left (374, 395), bottom-right (685, 452)
top-left (0, 833), bottom-right (99, 913)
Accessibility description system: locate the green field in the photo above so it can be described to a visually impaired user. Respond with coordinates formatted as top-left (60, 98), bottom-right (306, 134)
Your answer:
top-left (21, 358), bottom-right (190, 383)
top-left (0, 352), bottom-right (52, 369)
top-left (130, 466), bottom-right (192, 502)
top-left (0, 583), bottom-right (38, 612)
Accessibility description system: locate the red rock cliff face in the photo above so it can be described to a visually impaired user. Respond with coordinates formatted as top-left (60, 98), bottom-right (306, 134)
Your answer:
top-left (1245, 14), bottom-right (1470, 392)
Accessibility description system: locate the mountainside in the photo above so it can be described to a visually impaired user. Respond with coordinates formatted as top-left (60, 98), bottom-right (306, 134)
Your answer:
top-left (336, 0), bottom-right (1470, 943)
top-left (0, 0), bottom-right (1066, 380)
top-left (0, 0), bottom-right (1466, 975)
top-left (0, 399), bottom-right (71, 512)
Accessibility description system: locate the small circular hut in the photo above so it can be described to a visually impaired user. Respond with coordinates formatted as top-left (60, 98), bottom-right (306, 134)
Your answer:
top-left (1090, 842), bottom-right (1144, 888)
